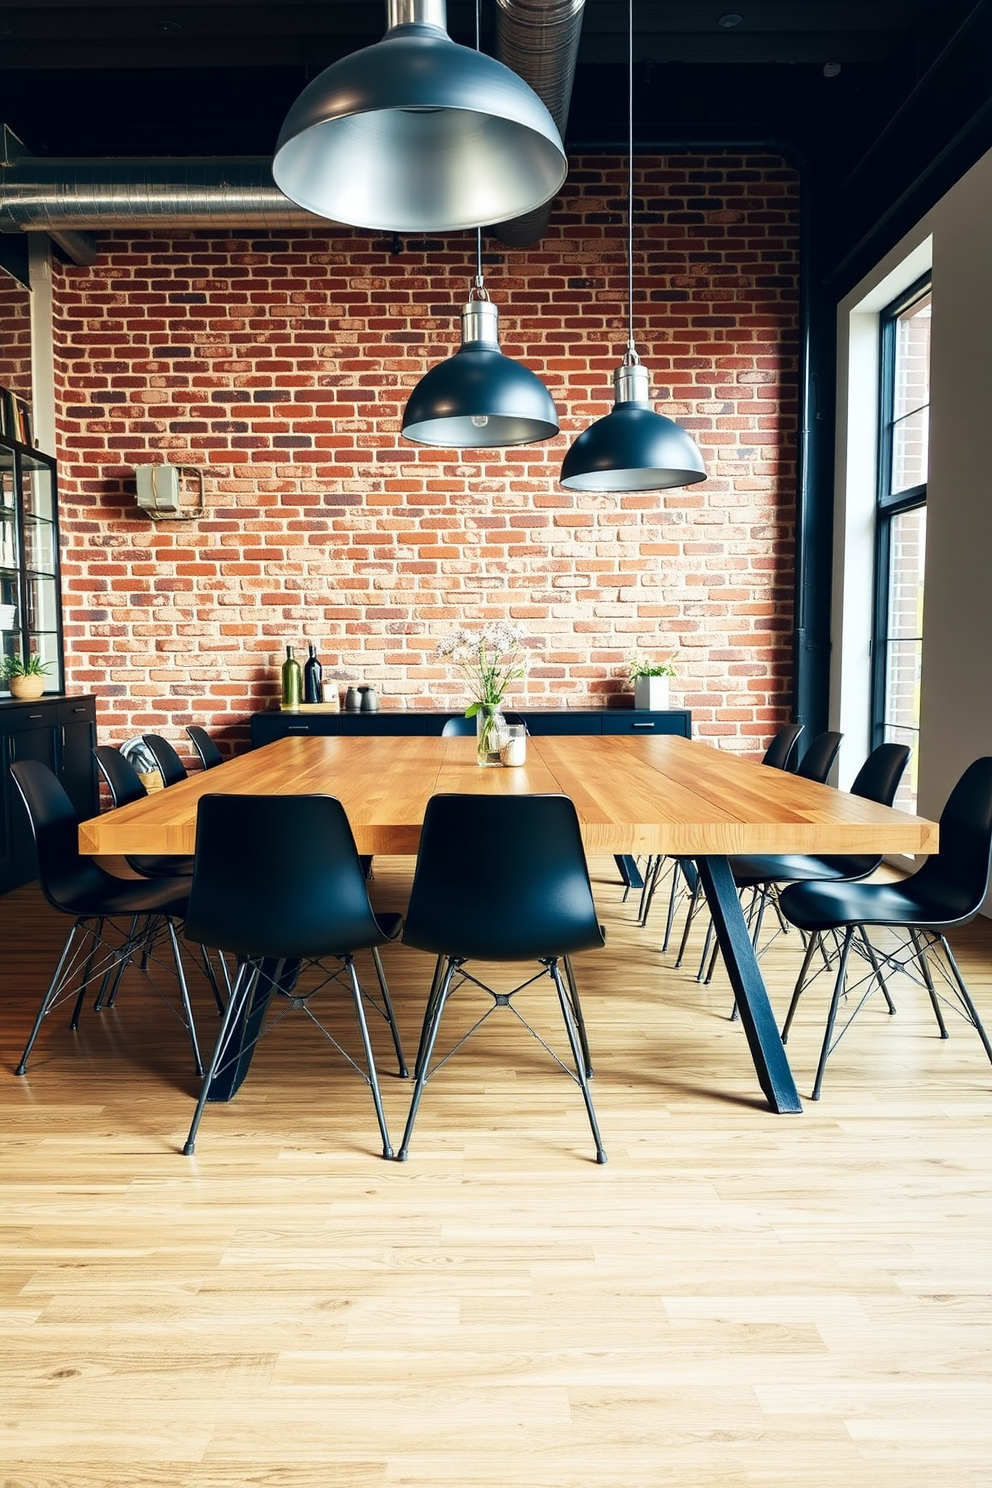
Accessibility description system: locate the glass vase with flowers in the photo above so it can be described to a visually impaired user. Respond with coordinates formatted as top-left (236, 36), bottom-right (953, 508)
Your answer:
top-left (434, 623), bottom-right (528, 766)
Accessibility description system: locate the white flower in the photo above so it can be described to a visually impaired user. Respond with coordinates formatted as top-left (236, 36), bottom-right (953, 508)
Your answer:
top-left (432, 624), bottom-right (530, 710)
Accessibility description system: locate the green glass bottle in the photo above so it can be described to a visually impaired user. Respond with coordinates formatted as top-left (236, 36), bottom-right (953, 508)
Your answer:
top-left (281, 644), bottom-right (303, 707)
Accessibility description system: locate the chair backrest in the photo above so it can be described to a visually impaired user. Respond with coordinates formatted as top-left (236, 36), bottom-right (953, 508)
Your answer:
top-left (184, 794), bottom-right (385, 959)
top-left (142, 733), bottom-right (189, 787)
top-left (442, 713), bottom-right (524, 737)
top-left (441, 716), bottom-right (475, 737)
top-left (185, 724), bottom-right (224, 770)
top-left (850, 742), bottom-right (911, 807)
top-left (762, 722), bottom-right (804, 772)
top-left (402, 793), bottom-right (605, 962)
top-left (9, 759), bottom-right (113, 911)
top-left (795, 730), bottom-right (843, 784)
top-left (912, 757), bottom-right (992, 915)
top-left (93, 744), bottom-right (148, 808)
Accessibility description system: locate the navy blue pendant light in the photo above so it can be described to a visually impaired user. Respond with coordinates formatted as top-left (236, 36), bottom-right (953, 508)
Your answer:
top-left (559, 0), bottom-right (706, 492)
top-left (401, 230), bottom-right (559, 447)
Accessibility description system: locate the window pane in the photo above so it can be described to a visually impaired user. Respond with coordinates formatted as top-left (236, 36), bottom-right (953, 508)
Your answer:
top-left (891, 408), bottom-right (929, 492)
top-left (884, 724), bottom-right (920, 814)
top-left (892, 293), bottom-right (931, 421)
top-left (884, 638), bottom-right (922, 730)
top-left (886, 506), bottom-right (926, 638)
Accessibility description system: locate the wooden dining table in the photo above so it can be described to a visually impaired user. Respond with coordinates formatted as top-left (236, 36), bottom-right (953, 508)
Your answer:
top-left (79, 732), bottom-right (939, 1114)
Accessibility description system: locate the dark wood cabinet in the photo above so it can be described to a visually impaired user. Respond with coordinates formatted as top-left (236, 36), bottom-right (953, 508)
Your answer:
top-left (0, 694), bottom-right (97, 893)
top-left (251, 707), bottom-right (692, 748)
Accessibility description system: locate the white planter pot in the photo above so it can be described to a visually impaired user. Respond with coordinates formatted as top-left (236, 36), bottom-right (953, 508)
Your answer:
top-left (634, 675), bottom-right (670, 711)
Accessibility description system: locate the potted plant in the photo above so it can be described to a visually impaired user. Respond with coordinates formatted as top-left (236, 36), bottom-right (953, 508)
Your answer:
top-left (1, 652), bottom-right (53, 701)
top-left (627, 651), bottom-right (677, 711)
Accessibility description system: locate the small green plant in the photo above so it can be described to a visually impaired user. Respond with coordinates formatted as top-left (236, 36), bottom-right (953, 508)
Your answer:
top-left (1, 652), bottom-right (53, 680)
top-left (627, 650), bottom-right (678, 683)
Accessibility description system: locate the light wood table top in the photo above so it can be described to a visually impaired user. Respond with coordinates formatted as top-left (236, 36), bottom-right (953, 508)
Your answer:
top-left (79, 733), bottom-right (939, 860)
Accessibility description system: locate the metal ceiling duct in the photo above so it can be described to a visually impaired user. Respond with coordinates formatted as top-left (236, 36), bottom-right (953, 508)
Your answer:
top-left (0, 1), bottom-right (584, 261)
top-left (493, 0), bottom-right (585, 246)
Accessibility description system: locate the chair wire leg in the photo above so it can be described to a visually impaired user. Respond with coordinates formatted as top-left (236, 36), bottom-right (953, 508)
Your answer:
top-left (344, 956), bottom-right (393, 1159)
top-left (184, 960), bottom-right (259, 1155)
top-left (563, 954), bottom-right (593, 1078)
top-left (938, 935), bottom-right (992, 1064)
top-left (859, 927), bottom-right (897, 1016)
top-left (398, 957), bottom-right (460, 1161)
top-left (661, 860), bottom-right (683, 951)
top-left (370, 944), bottom-right (408, 1077)
top-left (199, 944), bottom-right (227, 1014)
top-left (636, 855), bottom-right (660, 926)
top-left (96, 913), bottom-right (140, 1010)
top-left (414, 955), bottom-right (446, 1079)
top-left (70, 916), bottom-right (103, 1028)
top-left (549, 959), bottom-right (607, 1164)
top-left (166, 918), bottom-right (202, 1075)
top-left (908, 928), bottom-right (947, 1037)
top-left (674, 879), bottom-right (704, 969)
top-left (812, 927), bottom-right (855, 1101)
top-left (781, 932), bottom-right (821, 1043)
top-left (16, 920), bottom-right (90, 1074)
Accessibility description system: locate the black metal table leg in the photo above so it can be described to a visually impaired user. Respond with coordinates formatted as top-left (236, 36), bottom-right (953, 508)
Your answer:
top-left (696, 856), bottom-right (802, 1114)
top-left (204, 957), bottom-right (300, 1102)
top-left (614, 854), bottom-right (644, 891)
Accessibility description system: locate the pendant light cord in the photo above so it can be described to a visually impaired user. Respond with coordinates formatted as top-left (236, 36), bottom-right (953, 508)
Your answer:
top-left (472, 0), bottom-right (487, 299)
top-left (625, 0), bottom-right (638, 365)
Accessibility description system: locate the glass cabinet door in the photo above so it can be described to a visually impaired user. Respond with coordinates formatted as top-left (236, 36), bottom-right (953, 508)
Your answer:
top-left (0, 452), bottom-right (19, 670)
top-left (0, 443), bottom-right (63, 694)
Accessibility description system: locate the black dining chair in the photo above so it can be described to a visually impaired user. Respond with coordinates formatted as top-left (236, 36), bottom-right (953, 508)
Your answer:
top-left (639, 722), bottom-right (805, 945)
top-left (185, 724), bottom-right (224, 771)
top-left (93, 744), bottom-right (195, 878)
top-left (679, 740), bottom-right (899, 986)
top-left (142, 733), bottom-right (189, 787)
top-left (721, 741), bottom-right (912, 953)
top-left (703, 742), bottom-right (912, 1002)
top-left (181, 793), bottom-right (407, 1159)
top-left (93, 744), bottom-right (230, 1011)
top-left (397, 792), bottom-right (607, 1164)
top-left (441, 713), bottom-right (524, 738)
top-left (794, 730), bottom-right (844, 784)
top-left (762, 721), bottom-right (805, 773)
top-left (779, 756), bottom-right (992, 1099)
top-left (9, 759), bottom-right (202, 1077)
top-left (441, 715), bottom-right (475, 737)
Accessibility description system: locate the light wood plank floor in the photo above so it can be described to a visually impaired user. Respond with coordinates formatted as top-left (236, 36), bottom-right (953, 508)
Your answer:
top-left (2, 858), bottom-right (991, 1488)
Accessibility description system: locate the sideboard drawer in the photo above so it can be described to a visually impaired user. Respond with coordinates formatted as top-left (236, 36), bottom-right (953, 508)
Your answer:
top-left (602, 710), bottom-right (692, 738)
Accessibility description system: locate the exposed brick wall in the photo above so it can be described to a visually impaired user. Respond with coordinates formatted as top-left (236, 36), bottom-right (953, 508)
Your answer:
top-left (50, 152), bottom-right (799, 762)
top-left (0, 275), bottom-right (32, 403)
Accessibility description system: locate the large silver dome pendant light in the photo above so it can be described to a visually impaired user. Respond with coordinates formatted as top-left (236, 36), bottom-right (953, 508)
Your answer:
top-left (559, 0), bottom-right (706, 492)
top-left (402, 230), bottom-right (560, 448)
top-left (272, 0), bottom-right (568, 234)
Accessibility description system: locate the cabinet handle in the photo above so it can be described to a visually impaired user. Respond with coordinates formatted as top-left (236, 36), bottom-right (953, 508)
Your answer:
top-left (287, 725), bottom-right (311, 733)
top-left (632, 721), bottom-right (657, 729)
top-left (71, 706), bottom-right (86, 713)
top-left (28, 712), bottom-right (44, 720)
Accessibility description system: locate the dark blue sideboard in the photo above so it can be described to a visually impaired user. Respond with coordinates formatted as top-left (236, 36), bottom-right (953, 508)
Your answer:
top-left (251, 707), bottom-right (692, 747)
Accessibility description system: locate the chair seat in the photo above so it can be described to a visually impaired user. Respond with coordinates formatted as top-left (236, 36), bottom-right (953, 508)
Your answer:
top-left (728, 852), bottom-right (878, 888)
top-left (402, 919), bottom-right (605, 963)
top-left (57, 870), bottom-right (191, 921)
top-left (780, 876), bottom-right (977, 934)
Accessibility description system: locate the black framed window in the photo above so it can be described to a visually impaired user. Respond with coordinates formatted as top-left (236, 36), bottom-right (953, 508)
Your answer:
top-left (872, 275), bottom-right (931, 813)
